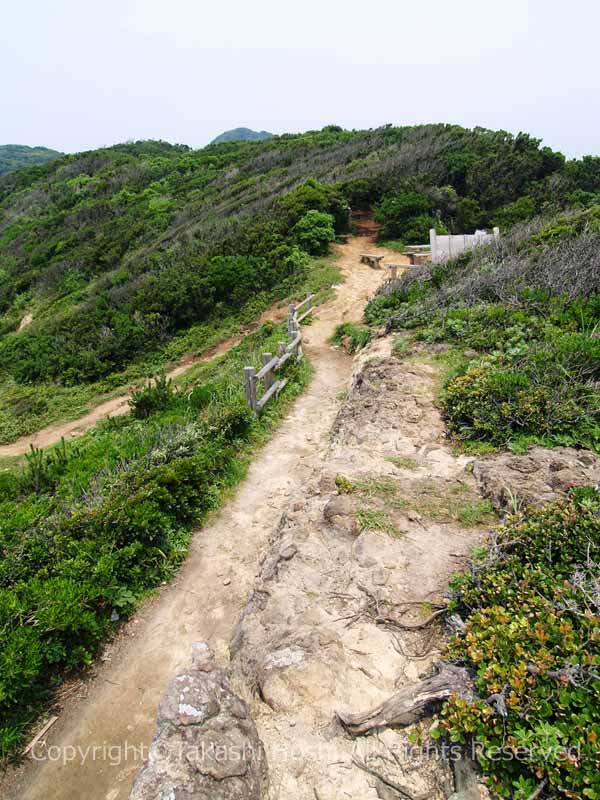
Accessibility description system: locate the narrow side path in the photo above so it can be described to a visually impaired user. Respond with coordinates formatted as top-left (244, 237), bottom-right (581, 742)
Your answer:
top-left (0, 303), bottom-right (289, 459)
top-left (4, 236), bottom-right (394, 800)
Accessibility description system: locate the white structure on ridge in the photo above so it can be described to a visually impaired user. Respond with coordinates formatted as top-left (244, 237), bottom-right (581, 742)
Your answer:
top-left (430, 227), bottom-right (500, 263)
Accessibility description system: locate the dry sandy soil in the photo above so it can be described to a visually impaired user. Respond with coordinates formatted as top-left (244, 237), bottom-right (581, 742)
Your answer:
top-left (3, 237), bottom-right (401, 800)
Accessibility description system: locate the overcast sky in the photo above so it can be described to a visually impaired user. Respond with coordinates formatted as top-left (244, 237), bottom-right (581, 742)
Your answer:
top-left (1, 0), bottom-right (598, 157)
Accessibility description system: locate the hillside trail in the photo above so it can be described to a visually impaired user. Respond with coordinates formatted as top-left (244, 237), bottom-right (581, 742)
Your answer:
top-left (3, 235), bottom-right (400, 800)
top-left (0, 303), bottom-right (293, 459)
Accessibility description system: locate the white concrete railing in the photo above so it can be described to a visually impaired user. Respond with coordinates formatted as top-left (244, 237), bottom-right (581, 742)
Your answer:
top-left (430, 227), bottom-right (500, 264)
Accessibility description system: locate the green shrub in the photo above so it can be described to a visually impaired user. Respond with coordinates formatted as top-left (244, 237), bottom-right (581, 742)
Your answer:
top-left (492, 196), bottom-right (537, 229)
top-left (292, 210), bottom-right (335, 255)
top-left (442, 358), bottom-right (599, 450)
top-left (332, 323), bottom-right (371, 353)
top-left (373, 191), bottom-right (448, 243)
top-left (129, 371), bottom-right (177, 418)
top-left (442, 490), bottom-right (600, 799)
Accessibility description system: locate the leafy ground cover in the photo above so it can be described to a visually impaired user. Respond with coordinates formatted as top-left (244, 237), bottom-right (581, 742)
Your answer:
top-left (441, 489), bottom-right (600, 800)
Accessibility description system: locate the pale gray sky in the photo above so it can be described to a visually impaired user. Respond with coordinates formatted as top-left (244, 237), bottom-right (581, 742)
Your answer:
top-left (1, 0), bottom-right (598, 157)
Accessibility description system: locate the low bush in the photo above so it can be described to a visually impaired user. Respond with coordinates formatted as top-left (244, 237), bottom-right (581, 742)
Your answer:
top-left (367, 296), bottom-right (600, 452)
top-left (129, 371), bottom-right (178, 418)
top-left (441, 489), bottom-right (600, 799)
top-left (373, 191), bottom-right (448, 244)
top-left (332, 323), bottom-right (371, 353)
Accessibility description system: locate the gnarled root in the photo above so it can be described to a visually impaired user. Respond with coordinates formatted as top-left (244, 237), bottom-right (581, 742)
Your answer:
top-left (336, 662), bottom-right (476, 737)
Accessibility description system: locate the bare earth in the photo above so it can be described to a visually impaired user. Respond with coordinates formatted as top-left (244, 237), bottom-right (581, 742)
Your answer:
top-left (3, 237), bottom-right (398, 800)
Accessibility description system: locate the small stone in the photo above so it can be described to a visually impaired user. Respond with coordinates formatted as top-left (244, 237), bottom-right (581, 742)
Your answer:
top-left (223, 578), bottom-right (231, 586)
top-left (279, 544), bottom-right (297, 560)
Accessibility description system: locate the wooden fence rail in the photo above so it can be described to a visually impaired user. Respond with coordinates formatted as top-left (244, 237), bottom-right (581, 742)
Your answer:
top-left (244, 294), bottom-right (314, 412)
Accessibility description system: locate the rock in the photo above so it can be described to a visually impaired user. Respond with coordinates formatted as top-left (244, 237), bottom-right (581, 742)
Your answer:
top-left (473, 445), bottom-right (600, 511)
top-left (323, 494), bottom-right (360, 536)
top-left (129, 643), bottom-right (268, 800)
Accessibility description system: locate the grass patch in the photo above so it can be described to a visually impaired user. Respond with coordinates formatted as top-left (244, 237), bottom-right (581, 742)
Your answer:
top-left (336, 473), bottom-right (494, 528)
top-left (377, 239), bottom-right (406, 253)
top-left (391, 335), bottom-right (412, 357)
top-left (386, 455), bottom-right (419, 471)
top-left (455, 499), bottom-right (496, 526)
top-left (356, 507), bottom-right (401, 537)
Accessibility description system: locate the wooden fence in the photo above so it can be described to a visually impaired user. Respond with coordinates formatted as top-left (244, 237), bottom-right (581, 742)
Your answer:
top-left (243, 294), bottom-right (314, 412)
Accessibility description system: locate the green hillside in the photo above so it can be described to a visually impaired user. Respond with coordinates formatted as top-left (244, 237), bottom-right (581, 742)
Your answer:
top-left (0, 144), bottom-right (62, 176)
top-left (210, 126), bottom-right (273, 144)
top-left (1, 124), bottom-right (599, 444)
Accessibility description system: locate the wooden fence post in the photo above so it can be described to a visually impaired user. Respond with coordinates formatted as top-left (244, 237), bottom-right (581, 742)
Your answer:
top-left (244, 366), bottom-right (257, 411)
top-left (288, 304), bottom-right (296, 337)
top-left (262, 353), bottom-right (273, 390)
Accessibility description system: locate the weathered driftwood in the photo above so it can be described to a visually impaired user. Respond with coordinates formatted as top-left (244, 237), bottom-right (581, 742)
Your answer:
top-left (336, 662), bottom-right (476, 736)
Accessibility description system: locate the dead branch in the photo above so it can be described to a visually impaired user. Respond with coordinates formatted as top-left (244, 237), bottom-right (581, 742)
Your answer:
top-left (352, 756), bottom-right (418, 800)
top-left (526, 778), bottom-right (548, 800)
top-left (376, 607), bottom-right (448, 631)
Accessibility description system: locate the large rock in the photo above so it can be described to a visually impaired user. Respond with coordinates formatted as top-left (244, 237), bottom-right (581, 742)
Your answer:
top-left (129, 642), bottom-right (268, 800)
top-left (473, 445), bottom-right (600, 511)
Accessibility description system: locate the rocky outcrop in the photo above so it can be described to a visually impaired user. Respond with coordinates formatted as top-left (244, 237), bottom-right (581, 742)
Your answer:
top-left (473, 445), bottom-right (600, 511)
top-left (129, 642), bottom-right (268, 800)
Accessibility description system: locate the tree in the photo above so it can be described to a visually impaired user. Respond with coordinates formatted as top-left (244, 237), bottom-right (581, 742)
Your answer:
top-left (454, 198), bottom-right (484, 233)
top-left (373, 192), bottom-right (432, 240)
top-left (292, 211), bottom-right (335, 255)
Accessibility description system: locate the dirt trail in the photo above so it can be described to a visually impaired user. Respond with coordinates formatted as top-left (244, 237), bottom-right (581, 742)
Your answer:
top-left (229, 340), bottom-right (489, 799)
top-left (4, 236), bottom-right (397, 800)
top-left (0, 303), bottom-right (291, 459)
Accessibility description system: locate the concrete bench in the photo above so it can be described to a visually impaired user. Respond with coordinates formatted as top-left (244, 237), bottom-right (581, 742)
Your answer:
top-left (360, 253), bottom-right (385, 269)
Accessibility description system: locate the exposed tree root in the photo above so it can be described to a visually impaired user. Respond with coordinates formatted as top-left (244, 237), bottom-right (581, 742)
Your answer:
top-left (337, 662), bottom-right (476, 736)
top-left (352, 757), bottom-right (421, 800)
top-left (376, 607), bottom-right (448, 631)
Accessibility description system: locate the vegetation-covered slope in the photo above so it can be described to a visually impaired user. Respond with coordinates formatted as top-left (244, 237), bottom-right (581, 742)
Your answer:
top-left (366, 205), bottom-right (600, 453)
top-left (1, 123), bottom-right (599, 444)
top-left (363, 205), bottom-right (600, 800)
top-left (0, 144), bottom-right (62, 176)
top-left (210, 127), bottom-right (273, 144)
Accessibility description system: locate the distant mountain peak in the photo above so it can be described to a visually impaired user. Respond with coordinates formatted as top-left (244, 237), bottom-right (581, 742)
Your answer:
top-left (0, 144), bottom-right (62, 176)
top-left (210, 127), bottom-right (273, 145)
